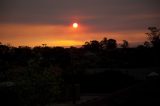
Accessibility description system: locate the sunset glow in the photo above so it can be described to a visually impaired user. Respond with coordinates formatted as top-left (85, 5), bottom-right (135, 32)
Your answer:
top-left (1, 1), bottom-right (160, 104)
top-left (0, 23), bottom-right (146, 47)
top-left (0, 0), bottom-right (160, 47)
top-left (73, 23), bottom-right (78, 29)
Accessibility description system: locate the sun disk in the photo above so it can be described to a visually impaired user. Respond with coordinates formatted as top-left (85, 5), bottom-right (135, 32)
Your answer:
top-left (73, 23), bottom-right (78, 28)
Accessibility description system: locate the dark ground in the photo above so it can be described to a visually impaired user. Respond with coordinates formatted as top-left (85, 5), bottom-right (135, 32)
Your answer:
top-left (76, 78), bottom-right (160, 106)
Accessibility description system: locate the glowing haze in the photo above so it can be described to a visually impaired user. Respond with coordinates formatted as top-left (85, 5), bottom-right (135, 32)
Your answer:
top-left (0, 0), bottom-right (160, 47)
top-left (73, 23), bottom-right (78, 29)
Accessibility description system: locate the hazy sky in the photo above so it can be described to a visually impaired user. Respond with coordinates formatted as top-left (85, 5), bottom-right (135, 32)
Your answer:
top-left (0, 0), bottom-right (160, 46)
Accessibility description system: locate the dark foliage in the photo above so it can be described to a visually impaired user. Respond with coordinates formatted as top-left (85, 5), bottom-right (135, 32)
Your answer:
top-left (0, 27), bottom-right (160, 105)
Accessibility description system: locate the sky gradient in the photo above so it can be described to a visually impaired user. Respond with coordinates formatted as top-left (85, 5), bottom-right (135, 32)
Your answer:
top-left (0, 0), bottom-right (160, 47)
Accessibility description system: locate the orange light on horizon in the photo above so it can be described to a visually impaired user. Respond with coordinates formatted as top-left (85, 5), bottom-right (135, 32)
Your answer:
top-left (0, 23), bottom-right (146, 47)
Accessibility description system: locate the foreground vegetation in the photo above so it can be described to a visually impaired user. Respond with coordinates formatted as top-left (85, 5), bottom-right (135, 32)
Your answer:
top-left (0, 27), bottom-right (160, 105)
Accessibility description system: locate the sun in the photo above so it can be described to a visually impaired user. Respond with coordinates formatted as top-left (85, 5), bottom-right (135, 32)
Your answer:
top-left (73, 23), bottom-right (78, 29)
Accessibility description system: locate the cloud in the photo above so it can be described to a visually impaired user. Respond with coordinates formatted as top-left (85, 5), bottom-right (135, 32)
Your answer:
top-left (0, 0), bottom-right (160, 46)
top-left (1, 0), bottom-right (160, 24)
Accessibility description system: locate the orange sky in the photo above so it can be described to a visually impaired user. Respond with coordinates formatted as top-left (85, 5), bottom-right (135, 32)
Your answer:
top-left (1, 0), bottom-right (160, 47)
top-left (0, 23), bottom-right (147, 47)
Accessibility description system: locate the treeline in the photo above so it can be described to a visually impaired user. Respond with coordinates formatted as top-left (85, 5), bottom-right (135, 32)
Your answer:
top-left (0, 27), bottom-right (159, 68)
top-left (82, 27), bottom-right (160, 50)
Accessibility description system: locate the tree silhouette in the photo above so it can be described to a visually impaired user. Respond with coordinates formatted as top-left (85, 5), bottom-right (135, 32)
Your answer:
top-left (82, 41), bottom-right (91, 50)
top-left (82, 40), bottom-right (101, 51)
top-left (100, 37), bottom-right (108, 49)
top-left (144, 41), bottom-right (151, 48)
top-left (146, 27), bottom-right (160, 48)
top-left (90, 40), bottom-right (101, 50)
top-left (83, 38), bottom-right (117, 50)
top-left (107, 39), bottom-right (117, 49)
top-left (121, 40), bottom-right (129, 48)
